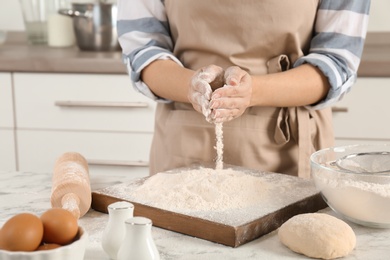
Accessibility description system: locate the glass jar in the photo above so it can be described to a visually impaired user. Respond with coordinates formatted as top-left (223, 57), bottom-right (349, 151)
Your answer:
top-left (19, 0), bottom-right (51, 44)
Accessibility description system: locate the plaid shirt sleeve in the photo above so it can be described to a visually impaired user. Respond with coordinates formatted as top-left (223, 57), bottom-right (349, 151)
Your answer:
top-left (294, 0), bottom-right (371, 110)
top-left (117, 0), bottom-right (182, 102)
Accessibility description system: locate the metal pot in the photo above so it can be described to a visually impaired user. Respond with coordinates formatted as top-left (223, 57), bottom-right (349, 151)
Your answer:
top-left (59, 2), bottom-right (120, 51)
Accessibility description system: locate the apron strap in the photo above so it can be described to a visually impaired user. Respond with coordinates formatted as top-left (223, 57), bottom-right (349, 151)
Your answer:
top-left (297, 107), bottom-right (311, 179)
top-left (273, 107), bottom-right (312, 178)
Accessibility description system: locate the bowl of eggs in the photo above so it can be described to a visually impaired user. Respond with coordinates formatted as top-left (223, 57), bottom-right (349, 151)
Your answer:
top-left (311, 144), bottom-right (390, 228)
top-left (0, 208), bottom-right (88, 260)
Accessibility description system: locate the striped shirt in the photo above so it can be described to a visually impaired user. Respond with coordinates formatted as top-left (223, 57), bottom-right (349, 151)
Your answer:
top-left (117, 0), bottom-right (371, 110)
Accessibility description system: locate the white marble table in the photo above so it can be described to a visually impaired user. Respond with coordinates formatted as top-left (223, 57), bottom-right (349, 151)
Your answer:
top-left (1, 170), bottom-right (389, 260)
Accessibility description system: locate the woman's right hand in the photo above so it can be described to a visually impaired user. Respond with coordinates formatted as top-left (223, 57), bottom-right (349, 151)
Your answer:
top-left (188, 65), bottom-right (224, 122)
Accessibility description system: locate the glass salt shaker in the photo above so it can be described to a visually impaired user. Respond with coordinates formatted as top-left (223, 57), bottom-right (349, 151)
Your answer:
top-left (117, 217), bottom-right (160, 260)
top-left (102, 201), bottom-right (134, 260)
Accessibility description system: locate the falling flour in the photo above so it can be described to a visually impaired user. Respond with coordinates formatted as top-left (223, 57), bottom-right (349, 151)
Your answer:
top-left (215, 122), bottom-right (224, 170)
top-left (128, 167), bottom-right (269, 213)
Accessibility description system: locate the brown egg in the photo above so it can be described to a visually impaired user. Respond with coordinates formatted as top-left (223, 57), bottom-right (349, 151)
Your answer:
top-left (41, 208), bottom-right (78, 245)
top-left (36, 243), bottom-right (61, 251)
top-left (0, 213), bottom-right (44, 251)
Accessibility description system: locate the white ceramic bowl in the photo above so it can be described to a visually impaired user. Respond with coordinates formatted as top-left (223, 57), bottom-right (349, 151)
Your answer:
top-left (311, 144), bottom-right (390, 228)
top-left (0, 226), bottom-right (88, 260)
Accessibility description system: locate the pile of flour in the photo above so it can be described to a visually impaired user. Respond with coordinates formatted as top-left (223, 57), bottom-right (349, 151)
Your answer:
top-left (128, 167), bottom-right (269, 213)
top-left (128, 120), bottom-right (270, 214)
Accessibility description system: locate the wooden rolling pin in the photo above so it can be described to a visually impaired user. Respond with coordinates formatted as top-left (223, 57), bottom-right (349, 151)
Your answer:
top-left (51, 152), bottom-right (92, 219)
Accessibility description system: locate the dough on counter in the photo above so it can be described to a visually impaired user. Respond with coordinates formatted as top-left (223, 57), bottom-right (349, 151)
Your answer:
top-left (278, 213), bottom-right (356, 260)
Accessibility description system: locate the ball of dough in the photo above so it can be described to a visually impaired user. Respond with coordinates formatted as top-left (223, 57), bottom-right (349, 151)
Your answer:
top-left (278, 213), bottom-right (356, 259)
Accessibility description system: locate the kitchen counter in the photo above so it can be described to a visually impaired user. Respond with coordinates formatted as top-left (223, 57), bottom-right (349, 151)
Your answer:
top-left (358, 32), bottom-right (390, 77)
top-left (0, 32), bottom-right (126, 74)
top-left (0, 32), bottom-right (389, 76)
top-left (1, 170), bottom-right (389, 260)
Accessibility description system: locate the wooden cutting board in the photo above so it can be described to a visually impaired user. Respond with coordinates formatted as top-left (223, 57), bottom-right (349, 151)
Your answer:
top-left (91, 166), bottom-right (327, 247)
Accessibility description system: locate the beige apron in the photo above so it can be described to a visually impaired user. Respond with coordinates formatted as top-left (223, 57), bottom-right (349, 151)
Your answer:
top-left (149, 0), bottom-right (334, 178)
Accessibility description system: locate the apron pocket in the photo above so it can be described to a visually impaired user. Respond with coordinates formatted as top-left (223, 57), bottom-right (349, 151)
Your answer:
top-left (267, 54), bottom-right (290, 74)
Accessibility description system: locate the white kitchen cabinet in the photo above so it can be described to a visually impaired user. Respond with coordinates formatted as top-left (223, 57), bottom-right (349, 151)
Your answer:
top-left (0, 73), bottom-right (16, 171)
top-left (13, 73), bottom-right (155, 132)
top-left (333, 77), bottom-right (390, 146)
top-left (13, 73), bottom-right (155, 177)
top-left (17, 130), bottom-right (150, 186)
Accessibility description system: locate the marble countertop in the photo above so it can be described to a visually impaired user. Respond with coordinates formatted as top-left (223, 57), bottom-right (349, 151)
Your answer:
top-left (0, 32), bottom-right (389, 77)
top-left (1, 170), bottom-right (390, 259)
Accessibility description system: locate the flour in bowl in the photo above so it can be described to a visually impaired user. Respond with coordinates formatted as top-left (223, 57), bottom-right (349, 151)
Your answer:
top-left (128, 167), bottom-right (269, 213)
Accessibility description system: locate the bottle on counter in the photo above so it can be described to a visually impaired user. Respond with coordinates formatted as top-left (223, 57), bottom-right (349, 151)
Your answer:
top-left (102, 201), bottom-right (135, 260)
top-left (117, 217), bottom-right (160, 260)
top-left (47, 0), bottom-right (75, 47)
top-left (51, 152), bottom-right (92, 219)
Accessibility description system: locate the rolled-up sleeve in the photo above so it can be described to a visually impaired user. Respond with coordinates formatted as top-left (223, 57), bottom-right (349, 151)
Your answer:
top-left (117, 0), bottom-right (182, 102)
top-left (294, 0), bottom-right (371, 110)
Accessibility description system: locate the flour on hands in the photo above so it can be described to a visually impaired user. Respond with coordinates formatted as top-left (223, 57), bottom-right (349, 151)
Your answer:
top-left (210, 66), bottom-right (252, 123)
top-left (188, 65), bottom-right (224, 122)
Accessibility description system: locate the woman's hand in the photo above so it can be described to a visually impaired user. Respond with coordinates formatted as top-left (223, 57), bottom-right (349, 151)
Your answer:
top-left (188, 65), bottom-right (224, 122)
top-left (210, 66), bottom-right (253, 123)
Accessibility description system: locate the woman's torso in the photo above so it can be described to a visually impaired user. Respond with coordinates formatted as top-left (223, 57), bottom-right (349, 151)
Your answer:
top-left (149, 0), bottom-right (333, 178)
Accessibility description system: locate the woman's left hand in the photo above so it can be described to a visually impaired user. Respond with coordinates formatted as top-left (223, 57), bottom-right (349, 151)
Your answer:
top-left (209, 66), bottom-right (253, 123)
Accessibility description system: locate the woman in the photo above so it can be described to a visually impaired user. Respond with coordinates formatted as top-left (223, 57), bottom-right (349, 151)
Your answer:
top-left (117, 0), bottom-right (370, 178)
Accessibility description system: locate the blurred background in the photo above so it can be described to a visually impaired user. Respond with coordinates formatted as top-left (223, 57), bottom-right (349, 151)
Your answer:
top-left (1, 0), bottom-right (390, 33)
